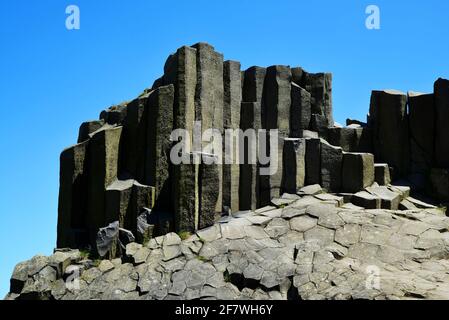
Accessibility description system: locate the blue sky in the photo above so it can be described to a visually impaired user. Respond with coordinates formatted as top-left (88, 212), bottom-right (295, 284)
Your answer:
top-left (1, 0), bottom-right (448, 297)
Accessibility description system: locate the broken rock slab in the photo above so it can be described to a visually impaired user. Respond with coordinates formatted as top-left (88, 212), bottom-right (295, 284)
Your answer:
top-left (366, 186), bottom-right (402, 210)
top-left (351, 191), bottom-right (381, 209)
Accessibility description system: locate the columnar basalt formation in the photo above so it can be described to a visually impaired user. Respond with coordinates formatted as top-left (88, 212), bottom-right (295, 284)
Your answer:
top-left (54, 43), bottom-right (449, 258)
top-left (8, 42), bottom-right (449, 301)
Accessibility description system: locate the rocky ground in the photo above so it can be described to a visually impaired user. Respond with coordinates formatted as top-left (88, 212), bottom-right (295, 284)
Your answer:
top-left (5, 185), bottom-right (449, 300)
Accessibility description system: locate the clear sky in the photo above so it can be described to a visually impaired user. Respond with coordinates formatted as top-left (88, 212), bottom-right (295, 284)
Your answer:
top-left (1, 0), bottom-right (448, 297)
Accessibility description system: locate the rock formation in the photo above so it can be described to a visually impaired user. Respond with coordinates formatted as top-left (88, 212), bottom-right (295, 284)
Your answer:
top-left (6, 43), bottom-right (449, 300)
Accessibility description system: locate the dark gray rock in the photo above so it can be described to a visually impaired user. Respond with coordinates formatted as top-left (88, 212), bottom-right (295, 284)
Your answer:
top-left (136, 209), bottom-right (154, 243)
top-left (374, 164), bottom-right (391, 186)
top-left (263, 65), bottom-right (292, 135)
top-left (429, 168), bottom-right (449, 201)
top-left (173, 153), bottom-right (197, 232)
top-left (290, 83), bottom-right (311, 137)
top-left (242, 66), bottom-right (266, 103)
top-left (310, 114), bottom-right (329, 138)
top-left (282, 138), bottom-right (306, 194)
top-left (144, 84), bottom-right (174, 211)
top-left (369, 90), bottom-right (409, 178)
top-left (100, 103), bottom-right (128, 125)
top-left (192, 43), bottom-right (224, 213)
top-left (87, 126), bottom-right (123, 244)
top-left (78, 120), bottom-right (105, 143)
top-left (366, 186), bottom-right (402, 210)
top-left (163, 46), bottom-right (197, 142)
top-left (200, 154), bottom-right (220, 229)
top-left (351, 191), bottom-right (381, 209)
top-left (223, 60), bottom-right (242, 213)
top-left (57, 141), bottom-right (88, 249)
top-left (327, 127), bottom-right (357, 152)
top-left (434, 79), bottom-right (449, 167)
top-left (305, 138), bottom-right (321, 186)
top-left (408, 91), bottom-right (434, 174)
top-left (105, 179), bottom-right (133, 227)
top-left (119, 228), bottom-right (135, 246)
top-left (302, 72), bottom-right (333, 127)
top-left (96, 221), bottom-right (120, 258)
top-left (320, 141), bottom-right (343, 192)
top-left (120, 94), bottom-right (151, 180)
top-left (239, 102), bottom-right (262, 210)
top-left (342, 153), bottom-right (374, 193)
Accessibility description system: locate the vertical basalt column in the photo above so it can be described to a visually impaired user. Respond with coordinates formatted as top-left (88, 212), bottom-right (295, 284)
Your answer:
top-left (199, 153), bottom-right (220, 229)
top-left (301, 72), bottom-right (333, 128)
top-left (290, 83), bottom-right (311, 138)
top-left (121, 93), bottom-right (151, 181)
top-left (223, 60), bottom-right (242, 213)
top-left (263, 65), bottom-right (292, 135)
top-left (305, 138), bottom-right (321, 186)
top-left (260, 66), bottom-right (291, 202)
top-left (408, 91), bottom-right (435, 175)
top-left (57, 141), bottom-right (88, 249)
top-left (144, 84), bottom-right (175, 211)
top-left (434, 79), bottom-right (449, 168)
top-left (239, 102), bottom-right (262, 210)
top-left (105, 179), bottom-right (133, 227)
top-left (87, 126), bottom-right (123, 242)
top-left (78, 120), bottom-right (104, 143)
top-left (242, 66), bottom-right (267, 103)
top-left (320, 141), bottom-right (343, 192)
top-left (173, 153), bottom-right (198, 233)
top-left (192, 42), bottom-right (224, 215)
top-left (369, 90), bottom-right (409, 178)
top-left (163, 45), bottom-right (197, 150)
top-left (282, 138), bottom-right (306, 194)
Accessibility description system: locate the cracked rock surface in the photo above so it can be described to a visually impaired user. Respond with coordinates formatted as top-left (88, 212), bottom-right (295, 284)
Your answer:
top-left (6, 192), bottom-right (449, 300)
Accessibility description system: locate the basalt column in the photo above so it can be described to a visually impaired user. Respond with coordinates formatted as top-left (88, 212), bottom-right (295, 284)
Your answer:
top-left (144, 85), bottom-right (175, 211)
top-left (369, 90), bottom-right (409, 179)
top-left (87, 126), bottom-right (123, 242)
top-left (163, 45), bottom-right (197, 150)
top-left (261, 66), bottom-right (292, 202)
top-left (57, 141), bottom-right (88, 249)
top-left (223, 60), bottom-right (242, 213)
top-left (434, 79), bottom-right (449, 168)
top-left (120, 93), bottom-right (152, 181)
top-left (193, 43), bottom-right (224, 215)
top-left (240, 102), bottom-right (262, 211)
top-left (408, 91), bottom-right (435, 188)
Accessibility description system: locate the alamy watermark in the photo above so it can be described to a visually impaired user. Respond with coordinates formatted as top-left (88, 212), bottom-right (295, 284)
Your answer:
top-left (365, 5), bottom-right (381, 30)
top-left (170, 121), bottom-right (279, 176)
top-left (66, 5), bottom-right (80, 30)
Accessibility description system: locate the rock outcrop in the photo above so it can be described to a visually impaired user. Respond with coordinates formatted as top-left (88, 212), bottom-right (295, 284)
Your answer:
top-left (6, 190), bottom-right (449, 300)
top-left (6, 43), bottom-right (449, 300)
